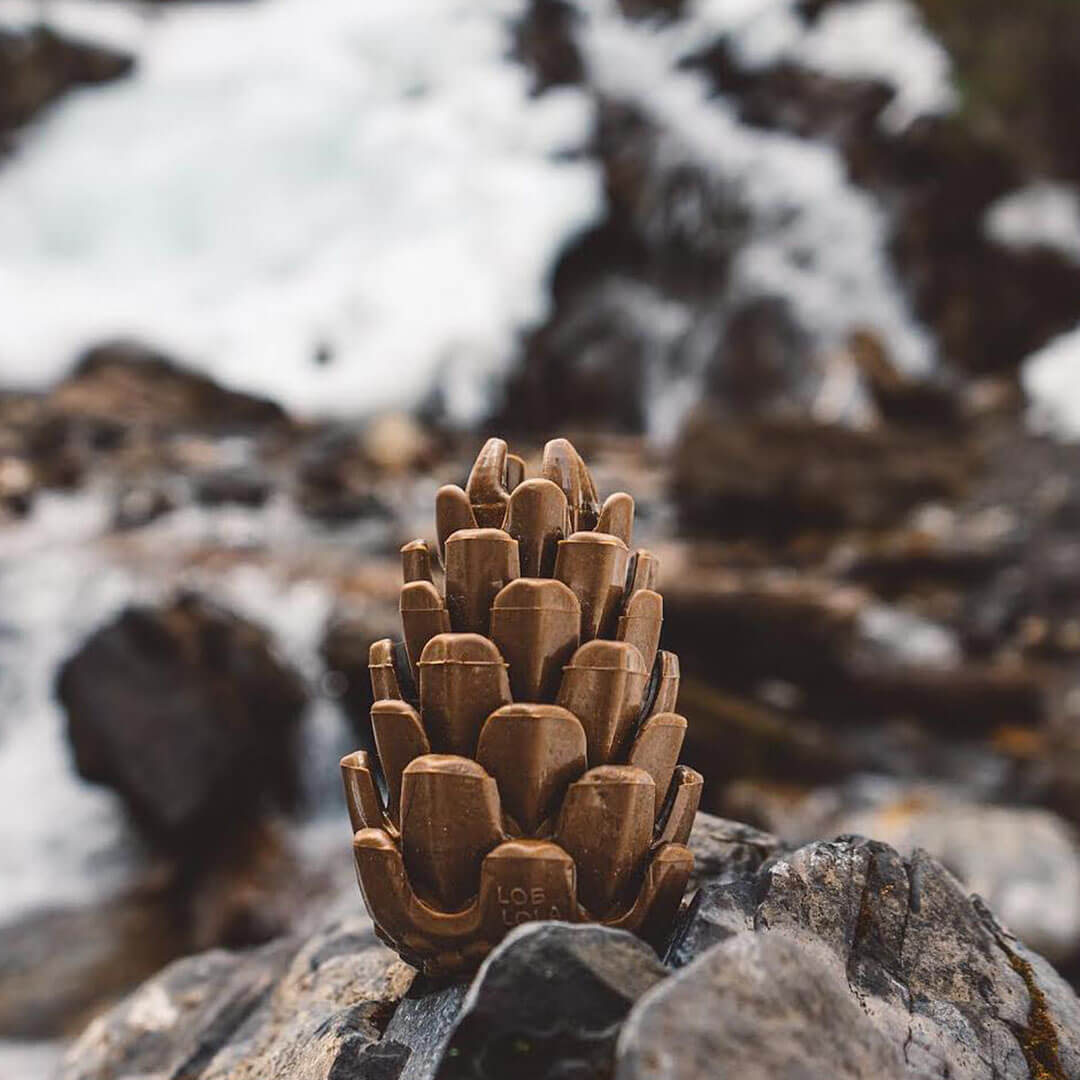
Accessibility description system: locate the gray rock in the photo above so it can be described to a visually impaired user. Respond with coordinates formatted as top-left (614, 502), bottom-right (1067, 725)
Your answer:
top-left (56, 831), bottom-right (1080, 1080)
top-left (435, 922), bottom-right (668, 1080)
top-left (57, 592), bottom-right (308, 849)
top-left (58, 915), bottom-right (414, 1080)
top-left (620, 932), bottom-right (905, 1079)
top-left (662, 836), bottom-right (1080, 1079)
top-left (733, 778), bottom-right (1080, 965)
top-left (686, 811), bottom-right (780, 889)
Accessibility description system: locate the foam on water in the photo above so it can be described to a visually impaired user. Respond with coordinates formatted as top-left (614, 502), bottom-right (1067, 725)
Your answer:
top-left (0, 0), bottom-right (600, 422)
top-left (1024, 325), bottom-right (1080, 441)
top-left (566, 0), bottom-right (940, 438)
top-left (0, 485), bottom-right (363, 931)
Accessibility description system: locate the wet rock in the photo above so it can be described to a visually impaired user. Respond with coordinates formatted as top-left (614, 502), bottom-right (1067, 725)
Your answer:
top-left (436, 922), bottom-right (669, 1080)
top-left (672, 411), bottom-right (976, 541)
top-left (55, 830), bottom-right (1080, 1080)
top-left (702, 296), bottom-right (814, 416)
top-left (55, 340), bottom-right (289, 433)
top-left (735, 778), bottom-right (1080, 966)
top-left (0, 891), bottom-right (182, 1039)
top-left (57, 592), bottom-right (308, 849)
top-left (677, 677), bottom-right (858, 792)
top-left (621, 933), bottom-right (904, 1079)
top-left (0, 25), bottom-right (133, 138)
top-left (194, 465), bottom-right (273, 509)
top-left (296, 426), bottom-right (396, 524)
top-left (663, 836), bottom-right (1080, 1078)
top-left (685, 812), bottom-right (781, 890)
top-left (513, 0), bottom-right (583, 93)
top-left (375, 981), bottom-right (470, 1080)
top-left (112, 479), bottom-right (177, 530)
top-left (58, 916), bottom-right (414, 1080)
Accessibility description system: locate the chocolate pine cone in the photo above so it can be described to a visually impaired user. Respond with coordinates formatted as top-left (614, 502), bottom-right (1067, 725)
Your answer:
top-left (341, 437), bottom-right (702, 975)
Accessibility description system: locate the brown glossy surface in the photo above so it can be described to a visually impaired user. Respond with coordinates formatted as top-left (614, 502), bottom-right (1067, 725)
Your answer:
top-left (341, 750), bottom-right (384, 834)
top-left (489, 578), bottom-right (580, 702)
top-left (400, 755), bottom-right (503, 911)
top-left (371, 699), bottom-right (430, 825)
top-left (598, 491), bottom-right (634, 547)
top-left (541, 438), bottom-right (599, 531)
top-left (617, 588), bottom-right (663, 676)
top-left (505, 478), bottom-right (568, 578)
top-left (655, 765), bottom-right (703, 846)
top-left (476, 703), bottom-right (586, 835)
top-left (344, 434), bottom-right (699, 976)
top-left (400, 580), bottom-right (451, 674)
top-left (435, 484), bottom-right (477, 562)
top-left (443, 527), bottom-right (520, 636)
top-left (401, 539), bottom-right (434, 584)
top-left (465, 437), bottom-right (512, 529)
top-left (626, 549), bottom-right (660, 601)
top-left (418, 633), bottom-right (510, 756)
top-left (554, 530), bottom-right (627, 642)
top-left (556, 765), bottom-right (655, 917)
top-left (368, 638), bottom-right (403, 702)
top-left (479, 840), bottom-right (577, 937)
top-left (557, 639), bottom-right (649, 766)
top-left (651, 650), bottom-right (681, 716)
top-left (627, 711), bottom-right (687, 819)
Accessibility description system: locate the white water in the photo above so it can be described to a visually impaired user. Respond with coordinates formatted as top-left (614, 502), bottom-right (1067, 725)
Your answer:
top-left (0, 0), bottom-right (953, 436)
top-left (0, 486), bottom-right (368, 932)
top-left (0, 0), bottom-right (599, 423)
top-left (563, 0), bottom-right (940, 438)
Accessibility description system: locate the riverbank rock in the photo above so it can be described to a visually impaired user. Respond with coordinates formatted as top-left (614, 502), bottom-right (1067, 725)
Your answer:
top-left (57, 592), bottom-right (308, 849)
top-left (0, 26), bottom-right (133, 139)
top-left (660, 836), bottom-right (1080, 1079)
top-left (58, 915), bottom-right (414, 1080)
top-left (57, 820), bottom-right (1080, 1080)
top-left (728, 777), bottom-right (1080, 967)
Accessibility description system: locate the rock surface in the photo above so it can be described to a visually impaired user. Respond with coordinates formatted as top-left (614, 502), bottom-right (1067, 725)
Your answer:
top-left (58, 916), bottom-right (414, 1080)
top-left (0, 26), bottom-right (133, 139)
top-left (57, 592), bottom-right (308, 848)
top-left (665, 835), bottom-right (1080, 1079)
top-left (731, 778), bottom-right (1080, 966)
top-left (436, 923), bottom-right (668, 1080)
top-left (56, 819), bottom-right (1080, 1080)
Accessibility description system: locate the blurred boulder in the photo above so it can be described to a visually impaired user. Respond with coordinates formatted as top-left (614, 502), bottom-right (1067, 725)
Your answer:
top-left (512, 0), bottom-right (583, 93)
top-left (194, 464), bottom-right (273, 509)
top-left (703, 296), bottom-right (813, 415)
top-left (295, 426), bottom-right (396, 524)
top-left (0, 25), bottom-right (133, 138)
top-left (672, 411), bottom-right (976, 541)
top-left (55, 341), bottom-right (289, 433)
top-left (57, 592), bottom-right (307, 849)
top-left (0, 890), bottom-right (181, 1040)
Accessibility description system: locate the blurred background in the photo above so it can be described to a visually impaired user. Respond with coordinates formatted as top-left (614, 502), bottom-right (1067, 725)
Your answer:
top-left (1, 0), bottom-right (1079, 1074)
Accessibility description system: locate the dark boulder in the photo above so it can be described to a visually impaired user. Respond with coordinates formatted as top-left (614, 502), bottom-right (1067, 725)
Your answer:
top-left (57, 341), bottom-right (289, 433)
top-left (0, 25), bottom-right (133, 138)
top-left (57, 592), bottom-right (307, 849)
top-left (436, 923), bottom-right (668, 1080)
